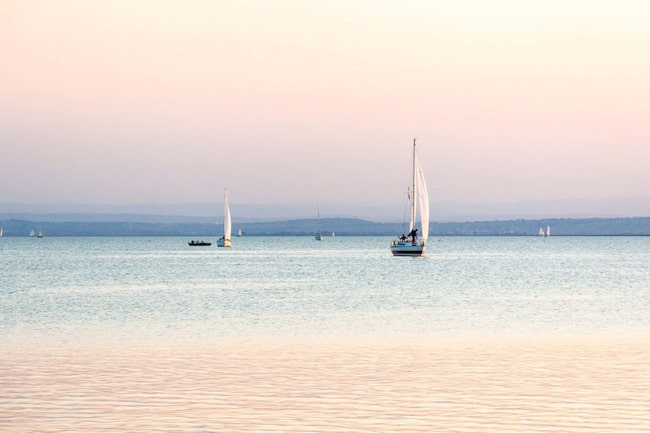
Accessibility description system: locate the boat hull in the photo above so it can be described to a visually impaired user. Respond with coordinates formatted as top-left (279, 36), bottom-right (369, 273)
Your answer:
top-left (188, 241), bottom-right (211, 246)
top-left (390, 241), bottom-right (426, 256)
top-left (217, 239), bottom-right (231, 248)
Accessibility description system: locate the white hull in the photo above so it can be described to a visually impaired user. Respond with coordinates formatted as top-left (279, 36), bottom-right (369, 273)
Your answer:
top-left (217, 238), bottom-right (231, 248)
top-left (390, 240), bottom-right (426, 256)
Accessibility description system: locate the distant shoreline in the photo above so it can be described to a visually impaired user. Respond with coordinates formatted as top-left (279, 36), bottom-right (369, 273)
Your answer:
top-left (1, 216), bottom-right (650, 237)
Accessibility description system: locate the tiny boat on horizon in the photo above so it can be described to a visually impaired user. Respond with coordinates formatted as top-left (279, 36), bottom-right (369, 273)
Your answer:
top-left (315, 205), bottom-right (323, 240)
top-left (188, 240), bottom-right (211, 246)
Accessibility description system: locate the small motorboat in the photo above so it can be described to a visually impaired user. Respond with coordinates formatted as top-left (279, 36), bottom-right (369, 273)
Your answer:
top-left (188, 240), bottom-right (211, 246)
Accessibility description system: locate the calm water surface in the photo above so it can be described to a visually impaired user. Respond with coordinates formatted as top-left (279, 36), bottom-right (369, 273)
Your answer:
top-left (2, 236), bottom-right (650, 432)
top-left (2, 236), bottom-right (649, 345)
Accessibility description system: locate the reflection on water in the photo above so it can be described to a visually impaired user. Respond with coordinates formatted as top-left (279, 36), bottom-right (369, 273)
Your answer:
top-left (2, 337), bottom-right (649, 432)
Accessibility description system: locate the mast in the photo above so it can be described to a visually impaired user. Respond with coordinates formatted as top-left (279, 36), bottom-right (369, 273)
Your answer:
top-left (411, 138), bottom-right (417, 232)
top-left (317, 204), bottom-right (321, 233)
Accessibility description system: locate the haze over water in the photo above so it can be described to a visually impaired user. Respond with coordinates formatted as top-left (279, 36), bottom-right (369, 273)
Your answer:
top-left (1, 236), bottom-right (649, 431)
top-left (2, 1), bottom-right (650, 211)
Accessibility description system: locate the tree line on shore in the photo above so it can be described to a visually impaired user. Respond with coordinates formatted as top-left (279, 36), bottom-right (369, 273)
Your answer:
top-left (1, 217), bottom-right (650, 237)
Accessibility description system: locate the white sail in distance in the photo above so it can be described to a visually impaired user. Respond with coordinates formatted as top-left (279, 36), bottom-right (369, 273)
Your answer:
top-left (223, 189), bottom-right (232, 241)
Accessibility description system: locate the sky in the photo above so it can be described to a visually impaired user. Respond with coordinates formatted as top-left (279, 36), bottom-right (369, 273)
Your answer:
top-left (2, 0), bottom-right (649, 217)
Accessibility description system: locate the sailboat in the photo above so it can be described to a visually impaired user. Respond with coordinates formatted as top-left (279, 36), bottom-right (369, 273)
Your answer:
top-left (217, 188), bottom-right (232, 248)
top-left (237, 228), bottom-right (242, 237)
top-left (315, 205), bottom-right (323, 240)
top-left (538, 227), bottom-right (545, 236)
top-left (546, 224), bottom-right (551, 237)
top-left (29, 229), bottom-right (35, 237)
top-left (390, 138), bottom-right (429, 256)
top-left (0, 227), bottom-right (3, 237)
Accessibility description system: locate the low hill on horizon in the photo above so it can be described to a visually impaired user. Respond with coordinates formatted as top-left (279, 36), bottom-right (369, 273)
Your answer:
top-left (1, 217), bottom-right (649, 237)
top-left (3, 195), bottom-right (650, 222)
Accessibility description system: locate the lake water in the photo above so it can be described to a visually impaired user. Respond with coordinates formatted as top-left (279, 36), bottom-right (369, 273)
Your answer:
top-left (2, 236), bottom-right (650, 431)
top-left (2, 236), bottom-right (649, 345)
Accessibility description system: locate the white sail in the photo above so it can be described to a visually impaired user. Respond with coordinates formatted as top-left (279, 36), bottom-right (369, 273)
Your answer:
top-left (408, 190), bottom-right (417, 235)
top-left (223, 189), bottom-right (232, 241)
top-left (415, 150), bottom-right (429, 242)
top-left (546, 225), bottom-right (551, 237)
top-left (407, 144), bottom-right (429, 241)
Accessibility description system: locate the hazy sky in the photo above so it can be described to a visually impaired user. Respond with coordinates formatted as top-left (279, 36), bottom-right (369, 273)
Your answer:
top-left (2, 0), bottom-right (649, 210)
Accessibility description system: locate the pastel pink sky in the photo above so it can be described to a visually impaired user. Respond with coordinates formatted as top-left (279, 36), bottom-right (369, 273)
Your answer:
top-left (2, 0), bottom-right (649, 209)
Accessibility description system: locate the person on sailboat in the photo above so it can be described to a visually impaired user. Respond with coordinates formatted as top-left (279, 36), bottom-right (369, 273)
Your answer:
top-left (407, 228), bottom-right (418, 243)
top-left (399, 234), bottom-right (407, 242)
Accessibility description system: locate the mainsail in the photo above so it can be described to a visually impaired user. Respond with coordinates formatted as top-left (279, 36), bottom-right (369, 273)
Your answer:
top-left (407, 145), bottom-right (429, 243)
top-left (223, 189), bottom-right (232, 241)
top-left (415, 150), bottom-right (429, 242)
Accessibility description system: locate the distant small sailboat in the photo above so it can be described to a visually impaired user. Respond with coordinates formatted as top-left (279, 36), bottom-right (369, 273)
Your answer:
top-left (0, 227), bottom-right (3, 237)
top-left (217, 188), bottom-right (232, 248)
top-left (37, 230), bottom-right (44, 238)
top-left (237, 228), bottom-right (242, 237)
top-left (29, 229), bottom-right (35, 237)
top-left (331, 232), bottom-right (335, 237)
top-left (390, 138), bottom-right (429, 256)
top-left (546, 225), bottom-right (551, 237)
top-left (315, 205), bottom-right (323, 241)
top-left (538, 227), bottom-right (545, 236)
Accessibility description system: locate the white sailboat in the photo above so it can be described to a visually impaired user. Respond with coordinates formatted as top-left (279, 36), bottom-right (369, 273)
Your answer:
top-left (29, 229), bottom-right (35, 237)
top-left (538, 227), bottom-right (545, 236)
top-left (237, 228), bottom-right (242, 237)
top-left (0, 227), bottom-right (3, 237)
top-left (217, 188), bottom-right (232, 248)
top-left (390, 138), bottom-right (429, 256)
top-left (546, 224), bottom-right (551, 237)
